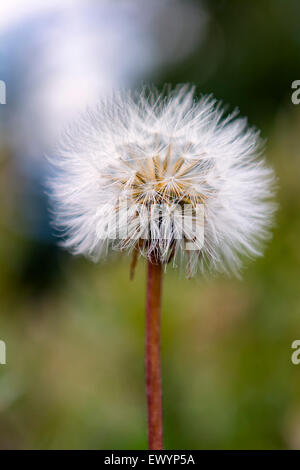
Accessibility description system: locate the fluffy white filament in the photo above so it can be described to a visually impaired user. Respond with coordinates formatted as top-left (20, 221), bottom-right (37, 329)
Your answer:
top-left (48, 85), bottom-right (276, 276)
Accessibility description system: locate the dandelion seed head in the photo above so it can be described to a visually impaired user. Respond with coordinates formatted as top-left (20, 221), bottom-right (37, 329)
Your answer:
top-left (48, 85), bottom-right (276, 276)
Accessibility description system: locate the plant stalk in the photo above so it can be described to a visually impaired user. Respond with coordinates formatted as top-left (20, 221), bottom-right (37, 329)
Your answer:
top-left (145, 257), bottom-right (163, 450)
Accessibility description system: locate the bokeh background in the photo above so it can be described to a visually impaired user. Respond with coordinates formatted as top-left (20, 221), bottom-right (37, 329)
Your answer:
top-left (0, 0), bottom-right (300, 450)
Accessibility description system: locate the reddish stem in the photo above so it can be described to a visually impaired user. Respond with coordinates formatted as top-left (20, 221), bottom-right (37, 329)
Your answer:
top-left (145, 258), bottom-right (163, 450)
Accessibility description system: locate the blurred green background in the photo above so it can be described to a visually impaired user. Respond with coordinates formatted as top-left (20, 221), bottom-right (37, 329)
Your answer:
top-left (1, 0), bottom-right (300, 449)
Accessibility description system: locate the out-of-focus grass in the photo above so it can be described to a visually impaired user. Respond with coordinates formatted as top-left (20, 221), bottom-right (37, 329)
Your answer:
top-left (1, 103), bottom-right (300, 450)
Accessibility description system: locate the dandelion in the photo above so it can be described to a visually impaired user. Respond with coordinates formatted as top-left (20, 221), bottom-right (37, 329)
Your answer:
top-left (49, 85), bottom-right (276, 449)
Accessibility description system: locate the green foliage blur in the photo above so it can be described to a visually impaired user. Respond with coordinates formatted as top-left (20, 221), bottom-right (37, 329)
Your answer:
top-left (1, 0), bottom-right (300, 449)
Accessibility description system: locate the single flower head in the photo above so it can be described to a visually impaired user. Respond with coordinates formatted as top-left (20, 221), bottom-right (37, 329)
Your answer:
top-left (48, 85), bottom-right (276, 276)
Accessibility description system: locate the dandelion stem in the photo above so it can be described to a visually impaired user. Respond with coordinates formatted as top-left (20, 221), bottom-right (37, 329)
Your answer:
top-left (145, 257), bottom-right (163, 450)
